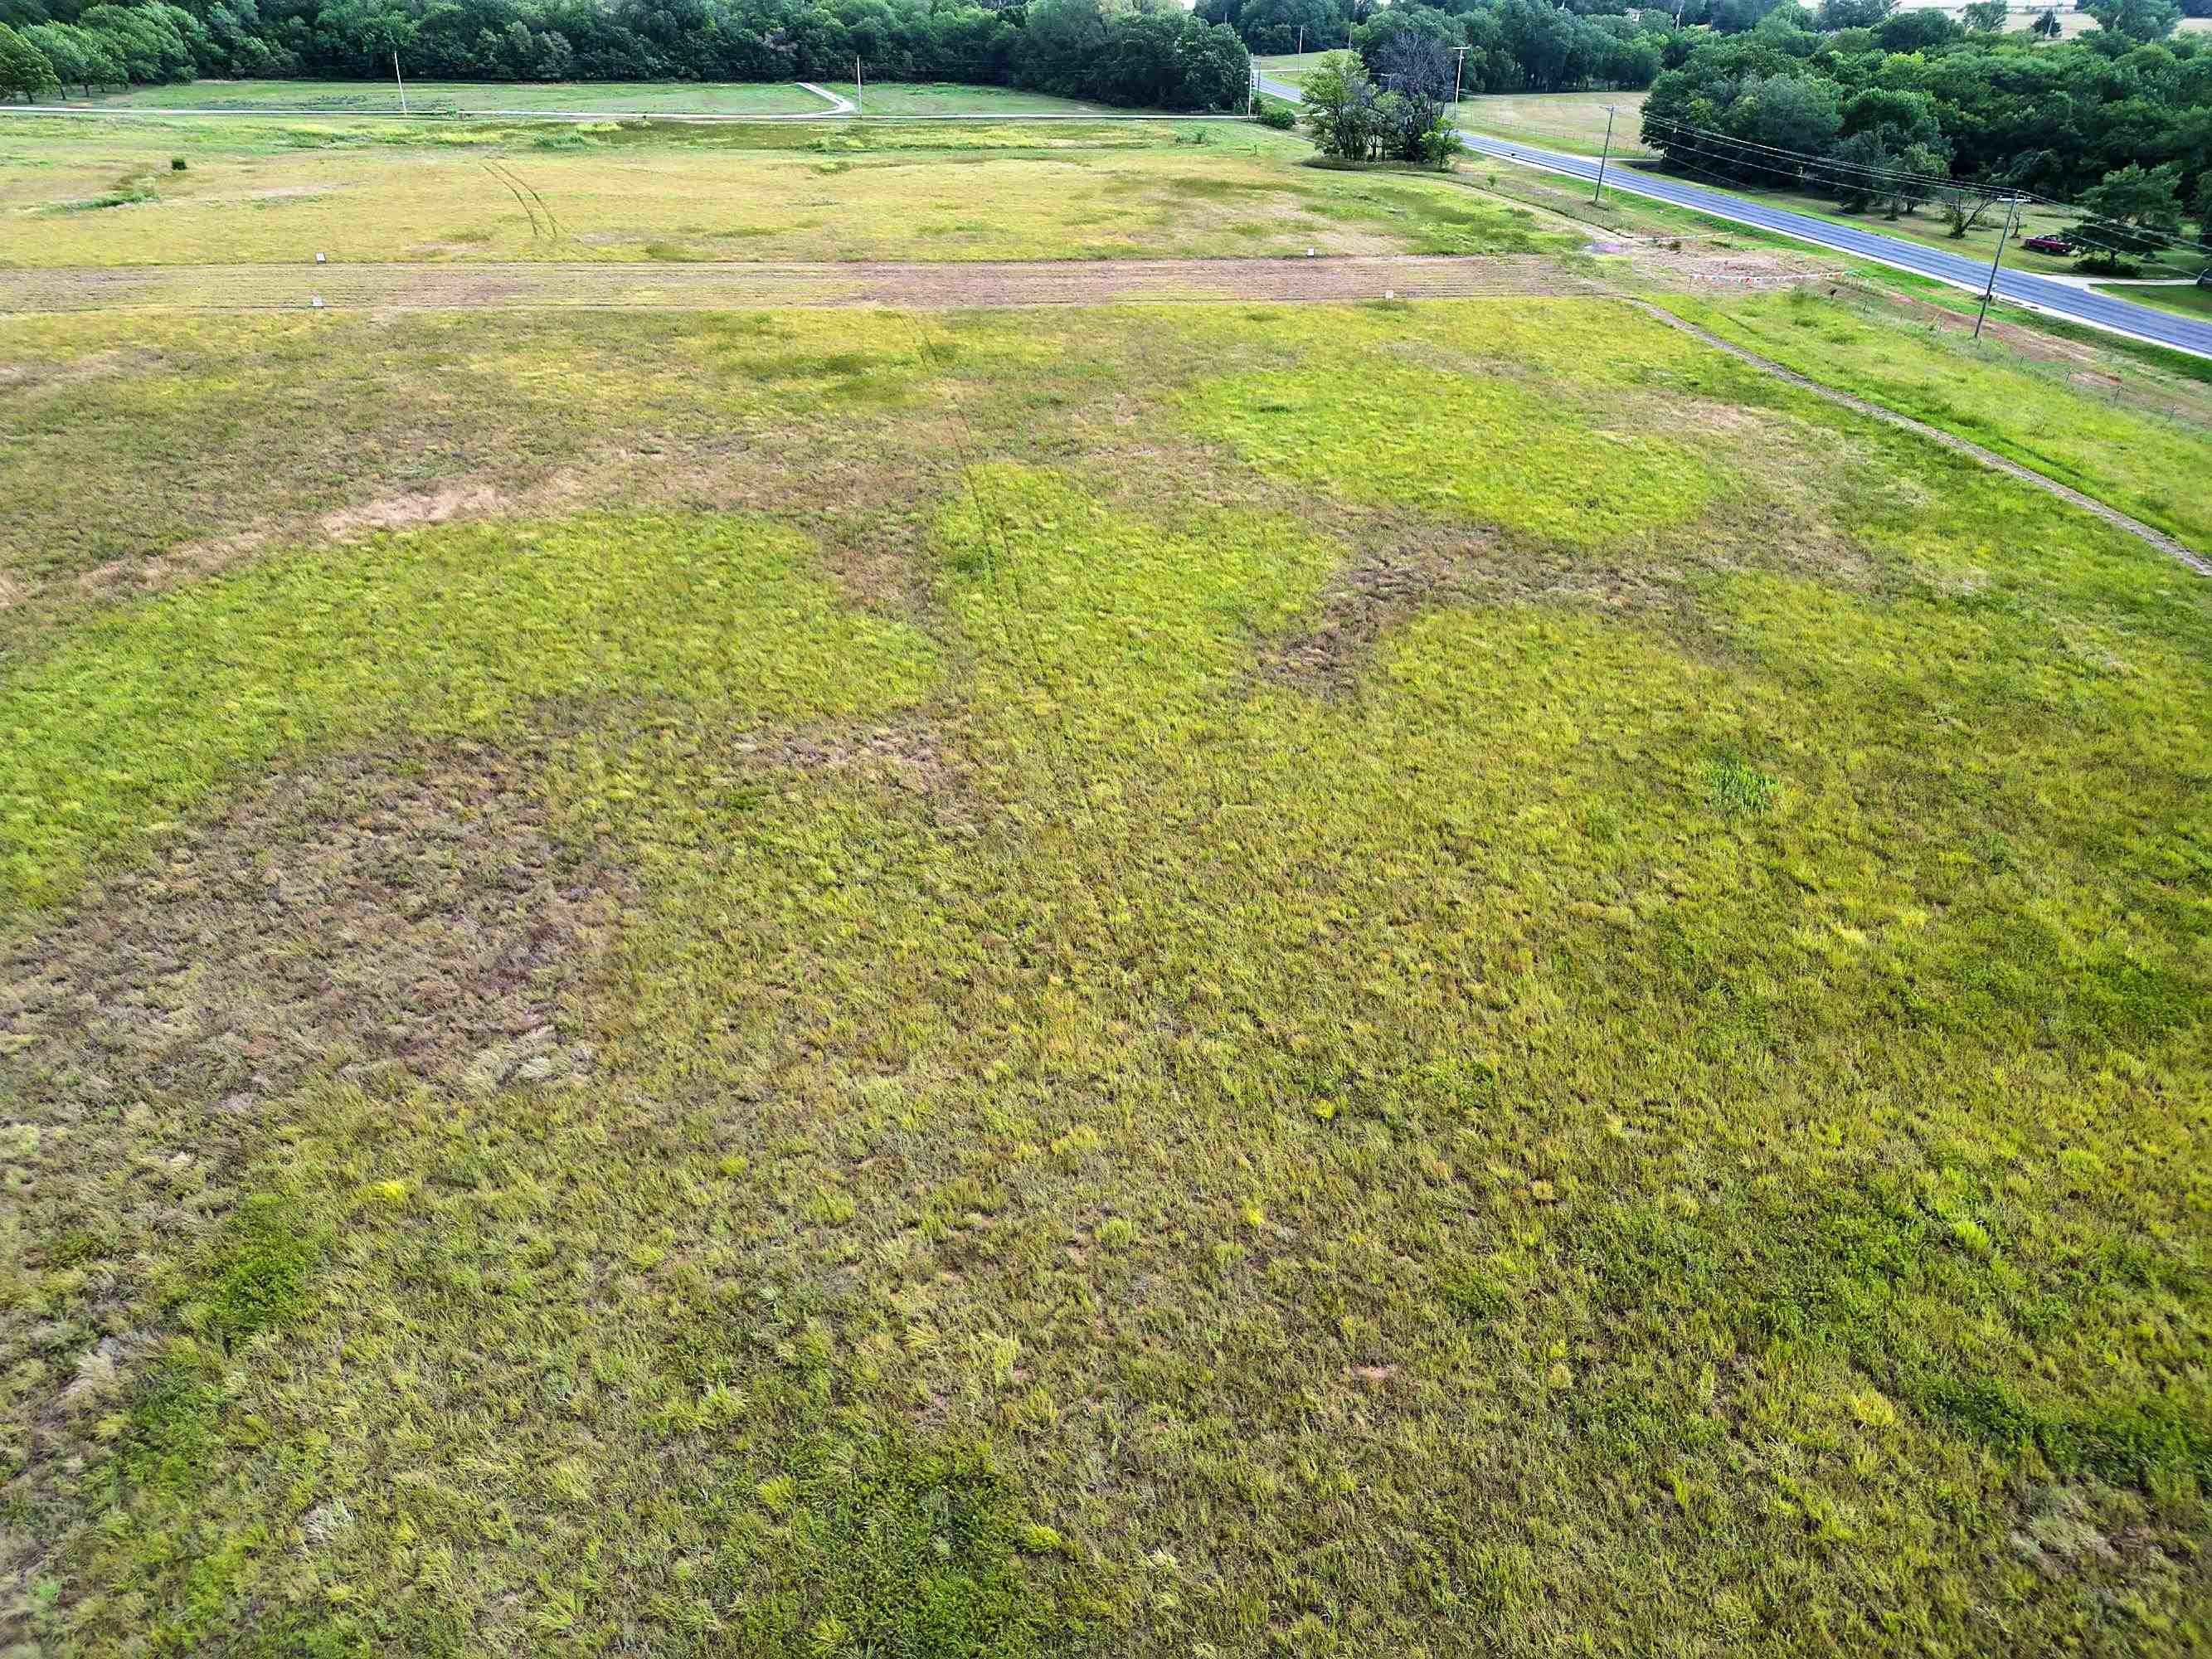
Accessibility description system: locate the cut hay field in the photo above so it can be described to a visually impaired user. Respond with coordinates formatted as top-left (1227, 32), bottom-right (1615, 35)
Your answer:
top-left (0, 116), bottom-right (1570, 265)
top-left (1, 110), bottom-right (2210, 1659)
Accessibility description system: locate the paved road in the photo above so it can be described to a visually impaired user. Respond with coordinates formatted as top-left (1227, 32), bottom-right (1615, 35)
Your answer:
top-left (1255, 75), bottom-right (2212, 359)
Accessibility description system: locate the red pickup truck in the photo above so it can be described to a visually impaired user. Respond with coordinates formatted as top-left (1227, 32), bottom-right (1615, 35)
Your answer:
top-left (2021, 235), bottom-right (2073, 255)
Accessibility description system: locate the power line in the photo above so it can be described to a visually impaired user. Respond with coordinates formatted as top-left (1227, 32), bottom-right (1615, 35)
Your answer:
top-left (1641, 110), bottom-right (2212, 267)
top-left (1627, 115), bottom-right (2212, 276)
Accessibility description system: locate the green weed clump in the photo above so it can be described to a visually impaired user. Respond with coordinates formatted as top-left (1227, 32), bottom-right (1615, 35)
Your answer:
top-left (1179, 301), bottom-right (1749, 551)
top-left (0, 512), bottom-right (936, 909)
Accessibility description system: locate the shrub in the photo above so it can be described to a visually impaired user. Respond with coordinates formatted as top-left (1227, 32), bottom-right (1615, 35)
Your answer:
top-left (1257, 98), bottom-right (1296, 130)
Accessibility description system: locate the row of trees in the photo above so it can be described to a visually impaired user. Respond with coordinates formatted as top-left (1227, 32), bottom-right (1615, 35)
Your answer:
top-left (0, 0), bottom-right (1252, 111)
top-left (1639, 3), bottom-right (2211, 248)
top-left (1203, 0), bottom-right (2210, 62)
top-left (1203, 0), bottom-right (1677, 95)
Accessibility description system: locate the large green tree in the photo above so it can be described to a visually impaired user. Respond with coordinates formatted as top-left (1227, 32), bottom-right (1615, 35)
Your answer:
top-left (0, 18), bottom-right (58, 99)
top-left (2083, 0), bottom-right (2181, 36)
top-left (2070, 160), bottom-right (2186, 267)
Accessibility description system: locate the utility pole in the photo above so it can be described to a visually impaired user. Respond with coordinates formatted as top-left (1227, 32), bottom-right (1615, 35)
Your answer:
top-left (1975, 193), bottom-right (2021, 339)
top-left (392, 47), bottom-right (407, 115)
top-left (1592, 105), bottom-right (1616, 205)
top-left (1451, 46), bottom-right (1468, 110)
top-left (1297, 24), bottom-right (1304, 53)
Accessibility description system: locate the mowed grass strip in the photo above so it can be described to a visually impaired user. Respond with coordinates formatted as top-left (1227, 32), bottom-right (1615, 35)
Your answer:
top-left (0, 295), bottom-right (2206, 1657)
top-left (1670, 286), bottom-right (2212, 556)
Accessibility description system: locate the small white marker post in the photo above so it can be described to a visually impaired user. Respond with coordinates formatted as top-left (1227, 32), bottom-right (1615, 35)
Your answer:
top-left (392, 49), bottom-right (407, 115)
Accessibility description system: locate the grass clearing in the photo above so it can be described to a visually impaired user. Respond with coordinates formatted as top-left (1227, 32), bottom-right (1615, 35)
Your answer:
top-left (0, 115), bottom-right (1569, 265)
top-left (1254, 52), bottom-right (1339, 88)
top-left (1455, 90), bottom-right (1654, 158)
top-left (853, 82), bottom-right (1151, 116)
top-left (1, 285), bottom-right (2208, 1654)
top-left (1667, 285), bottom-right (2212, 555)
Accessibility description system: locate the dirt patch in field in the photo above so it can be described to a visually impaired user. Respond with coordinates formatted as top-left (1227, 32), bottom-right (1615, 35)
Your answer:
top-left (732, 714), bottom-right (960, 799)
top-left (0, 346), bottom-right (162, 396)
top-left (319, 481), bottom-right (518, 537)
top-left (3, 422), bottom-right (958, 625)
top-left (0, 735), bottom-right (629, 1619)
top-left (1616, 242), bottom-right (1822, 290)
top-left (4, 510), bottom-right (501, 619)
top-left (0, 255), bottom-right (1610, 315)
top-left (1256, 538), bottom-right (1492, 696)
top-left (0, 738), bottom-right (627, 1109)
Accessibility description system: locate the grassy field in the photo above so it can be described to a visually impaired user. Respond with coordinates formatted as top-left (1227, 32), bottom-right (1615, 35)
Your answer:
top-left (1670, 284), bottom-right (2212, 551)
top-left (63, 78), bottom-right (1146, 119)
top-left (72, 77), bottom-right (838, 114)
top-left (1456, 90), bottom-right (1655, 158)
top-left (1253, 51), bottom-right (1352, 88)
top-left (0, 115), bottom-right (1569, 265)
top-left (2, 111), bottom-right (2210, 1659)
top-left (2095, 282), bottom-right (2212, 321)
top-left (853, 83), bottom-right (1153, 116)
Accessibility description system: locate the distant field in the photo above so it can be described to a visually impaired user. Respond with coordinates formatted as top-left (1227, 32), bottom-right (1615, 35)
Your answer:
top-left (1455, 90), bottom-right (1653, 158)
top-left (853, 81), bottom-right (1148, 116)
top-left (0, 115), bottom-right (1573, 266)
top-left (1254, 51), bottom-right (1339, 87)
top-left (75, 78), bottom-right (834, 115)
top-left (59, 79), bottom-right (1198, 119)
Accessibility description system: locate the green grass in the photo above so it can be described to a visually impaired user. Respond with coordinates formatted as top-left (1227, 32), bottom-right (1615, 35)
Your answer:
top-left (853, 82), bottom-right (1154, 117)
top-left (1665, 285), bottom-right (2212, 554)
top-left (2094, 282), bottom-right (2212, 322)
top-left (1454, 90), bottom-right (1655, 158)
top-left (2, 293), bottom-right (2209, 1655)
top-left (0, 114), bottom-right (1568, 265)
top-left (1253, 52), bottom-right (1339, 88)
top-left (0, 510), bottom-right (935, 907)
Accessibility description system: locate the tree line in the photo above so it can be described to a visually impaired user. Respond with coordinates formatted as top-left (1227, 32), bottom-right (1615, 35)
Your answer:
top-left (1639, 0), bottom-right (2210, 265)
top-left (1206, 0), bottom-right (1677, 95)
top-left (0, 0), bottom-right (1252, 112)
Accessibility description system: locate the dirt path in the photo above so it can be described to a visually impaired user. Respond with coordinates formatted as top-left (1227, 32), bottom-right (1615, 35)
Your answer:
top-left (1637, 301), bottom-right (2210, 578)
top-left (0, 255), bottom-right (1609, 314)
